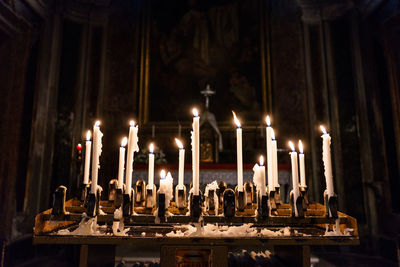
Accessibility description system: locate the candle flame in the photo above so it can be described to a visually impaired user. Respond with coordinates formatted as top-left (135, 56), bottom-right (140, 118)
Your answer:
top-left (86, 130), bottom-right (91, 141)
top-left (175, 138), bottom-right (184, 149)
top-left (271, 128), bottom-right (275, 140)
top-left (130, 120), bottom-right (135, 127)
top-left (289, 141), bottom-right (295, 152)
top-left (266, 115), bottom-right (271, 126)
top-left (299, 140), bottom-right (303, 153)
top-left (232, 111), bottom-right (241, 128)
top-left (259, 155), bottom-right (264, 166)
top-left (160, 169), bottom-right (166, 179)
top-left (192, 108), bottom-right (199, 117)
top-left (121, 137), bottom-right (127, 147)
top-left (149, 143), bottom-right (154, 153)
top-left (320, 125), bottom-right (327, 134)
top-left (95, 121), bottom-right (101, 127)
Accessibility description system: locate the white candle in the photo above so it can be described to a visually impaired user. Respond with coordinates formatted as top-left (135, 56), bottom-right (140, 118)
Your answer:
top-left (259, 156), bottom-right (266, 196)
top-left (175, 138), bottom-right (185, 189)
top-left (148, 143), bottom-right (155, 188)
top-left (271, 129), bottom-right (279, 188)
top-left (192, 108), bottom-right (200, 195)
top-left (232, 111), bottom-right (243, 192)
top-left (90, 121), bottom-right (103, 194)
top-left (265, 116), bottom-right (273, 193)
top-left (125, 120), bottom-right (139, 196)
top-left (83, 130), bottom-right (91, 185)
top-left (117, 137), bottom-right (127, 189)
top-left (321, 126), bottom-right (334, 197)
top-left (289, 141), bottom-right (299, 216)
top-left (298, 140), bottom-right (306, 187)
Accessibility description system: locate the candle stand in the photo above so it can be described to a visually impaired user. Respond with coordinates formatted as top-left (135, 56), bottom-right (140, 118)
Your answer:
top-left (324, 191), bottom-right (338, 218)
top-left (216, 181), bottom-right (227, 209)
top-left (114, 187), bottom-right (123, 209)
top-left (175, 185), bottom-right (187, 209)
top-left (135, 180), bottom-right (146, 207)
top-left (122, 190), bottom-right (133, 217)
top-left (190, 192), bottom-right (202, 221)
top-left (157, 192), bottom-right (166, 221)
top-left (274, 186), bottom-right (281, 205)
top-left (258, 193), bottom-right (269, 218)
top-left (234, 187), bottom-right (245, 212)
top-left (300, 186), bottom-right (309, 208)
top-left (223, 189), bottom-right (235, 218)
top-left (108, 180), bottom-right (118, 202)
top-left (290, 191), bottom-right (305, 218)
top-left (52, 186), bottom-right (67, 217)
top-left (205, 189), bottom-right (216, 213)
top-left (42, 183), bottom-right (358, 267)
top-left (86, 191), bottom-right (98, 217)
top-left (80, 183), bottom-right (90, 203)
top-left (269, 190), bottom-right (278, 214)
top-left (145, 184), bottom-right (156, 209)
top-left (244, 182), bottom-right (253, 206)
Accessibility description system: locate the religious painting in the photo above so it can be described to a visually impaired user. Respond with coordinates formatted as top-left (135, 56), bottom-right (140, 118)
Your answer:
top-left (139, 0), bottom-right (270, 126)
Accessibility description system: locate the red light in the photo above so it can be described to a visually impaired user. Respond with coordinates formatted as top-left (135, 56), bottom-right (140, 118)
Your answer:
top-left (76, 143), bottom-right (82, 151)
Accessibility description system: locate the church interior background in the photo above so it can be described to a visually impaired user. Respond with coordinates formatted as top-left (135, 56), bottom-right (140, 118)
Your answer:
top-left (0, 0), bottom-right (400, 266)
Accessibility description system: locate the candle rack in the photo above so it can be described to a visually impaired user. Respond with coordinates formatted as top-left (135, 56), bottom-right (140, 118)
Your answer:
top-left (41, 180), bottom-right (353, 243)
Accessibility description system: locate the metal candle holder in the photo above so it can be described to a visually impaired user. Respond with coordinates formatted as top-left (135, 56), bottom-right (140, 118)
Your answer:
top-left (258, 193), bottom-right (269, 218)
top-left (87, 188), bottom-right (102, 217)
top-left (216, 181), bottom-right (227, 210)
top-left (223, 188), bottom-right (235, 218)
top-left (122, 188), bottom-right (134, 217)
top-left (157, 192), bottom-right (166, 221)
top-left (52, 186), bottom-right (67, 217)
top-left (324, 191), bottom-right (338, 218)
top-left (108, 179), bottom-right (118, 201)
top-left (234, 186), bottom-right (245, 212)
top-left (135, 179), bottom-right (146, 207)
top-left (274, 186), bottom-right (281, 205)
top-left (190, 191), bottom-right (202, 221)
top-left (290, 191), bottom-right (304, 218)
top-left (174, 185), bottom-right (187, 209)
top-left (244, 182), bottom-right (254, 206)
top-left (300, 186), bottom-right (309, 208)
top-left (145, 184), bottom-right (156, 209)
top-left (206, 189), bottom-right (216, 212)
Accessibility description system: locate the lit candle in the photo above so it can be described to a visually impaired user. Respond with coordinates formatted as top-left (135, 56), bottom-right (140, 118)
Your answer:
top-left (259, 156), bottom-right (266, 196)
top-left (159, 169), bottom-right (166, 192)
top-left (271, 129), bottom-right (279, 188)
top-left (289, 141), bottom-right (299, 216)
top-left (148, 143), bottom-right (155, 188)
top-left (192, 108), bottom-right (200, 195)
top-left (175, 138), bottom-right (185, 189)
top-left (83, 130), bottom-right (91, 185)
top-left (298, 140), bottom-right (306, 187)
top-left (90, 121), bottom-right (103, 194)
top-left (125, 120), bottom-right (139, 196)
top-left (265, 116), bottom-right (273, 193)
top-left (232, 111), bottom-right (243, 192)
top-left (320, 126), bottom-right (334, 197)
top-left (117, 137), bottom-right (127, 189)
